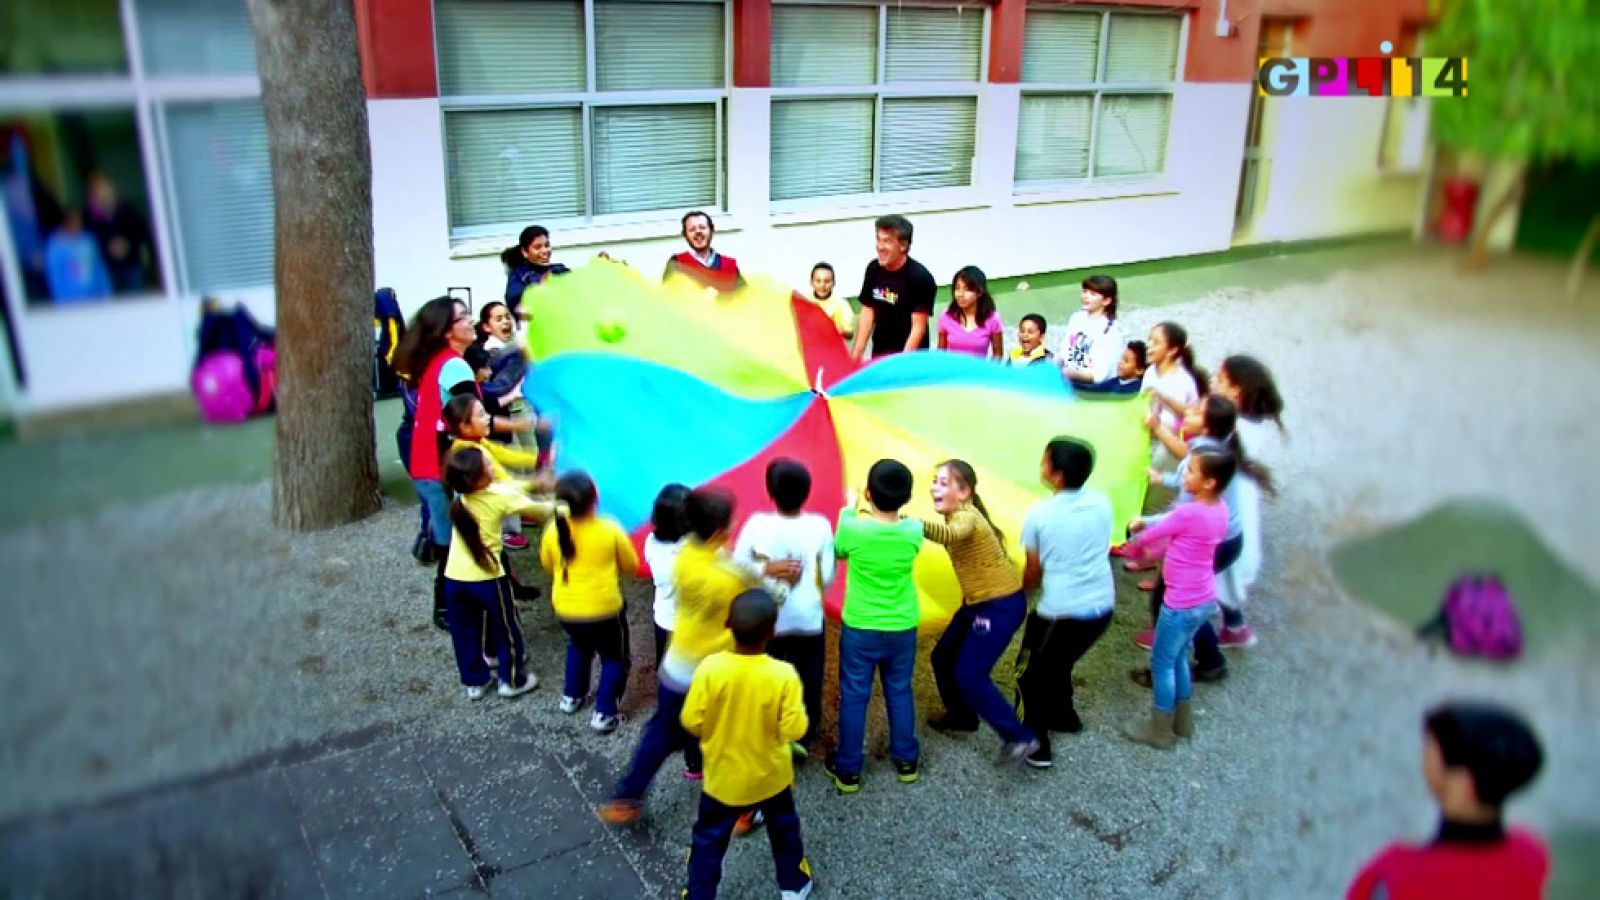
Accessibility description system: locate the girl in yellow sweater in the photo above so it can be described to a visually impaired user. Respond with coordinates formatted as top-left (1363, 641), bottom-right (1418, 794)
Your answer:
top-left (923, 460), bottom-right (1040, 762)
top-left (540, 471), bottom-right (639, 734)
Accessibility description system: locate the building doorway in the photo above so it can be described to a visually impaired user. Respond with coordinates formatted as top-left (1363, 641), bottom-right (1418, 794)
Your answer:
top-left (1234, 18), bottom-right (1297, 240)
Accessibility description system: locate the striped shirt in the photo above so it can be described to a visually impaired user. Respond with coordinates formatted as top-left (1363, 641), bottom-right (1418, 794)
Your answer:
top-left (922, 506), bottom-right (1022, 603)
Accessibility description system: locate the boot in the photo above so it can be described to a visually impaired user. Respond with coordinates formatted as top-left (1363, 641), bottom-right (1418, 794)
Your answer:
top-left (1173, 701), bottom-right (1195, 739)
top-left (1123, 709), bottom-right (1176, 749)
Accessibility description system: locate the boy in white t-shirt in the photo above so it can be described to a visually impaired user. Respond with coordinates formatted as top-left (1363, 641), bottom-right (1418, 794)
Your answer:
top-left (733, 458), bottom-right (836, 758)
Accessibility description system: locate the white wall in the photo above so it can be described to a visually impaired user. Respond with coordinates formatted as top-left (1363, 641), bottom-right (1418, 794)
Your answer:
top-left (370, 81), bottom-right (1254, 321)
top-left (1245, 97), bottom-right (1425, 244)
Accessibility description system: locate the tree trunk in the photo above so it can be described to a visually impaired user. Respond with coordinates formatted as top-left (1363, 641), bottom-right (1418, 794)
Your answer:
top-left (249, 0), bottom-right (382, 531)
top-left (1464, 170), bottom-right (1525, 270)
top-left (1568, 213), bottom-right (1600, 301)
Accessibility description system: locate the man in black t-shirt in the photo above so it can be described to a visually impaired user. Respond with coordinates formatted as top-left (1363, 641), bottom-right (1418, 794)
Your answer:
top-left (849, 214), bottom-right (937, 361)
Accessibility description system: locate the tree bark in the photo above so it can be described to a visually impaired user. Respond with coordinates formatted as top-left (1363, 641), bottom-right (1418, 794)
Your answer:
top-left (1567, 213), bottom-right (1600, 301)
top-left (249, 0), bottom-right (382, 530)
top-left (1465, 170), bottom-right (1525, 270)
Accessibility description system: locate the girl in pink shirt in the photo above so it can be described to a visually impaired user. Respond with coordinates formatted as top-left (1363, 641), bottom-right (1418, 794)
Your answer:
top-left (936, 266), bottom-right (1004, 359)
top-left (1119, 451), bottom-right (1235, 749)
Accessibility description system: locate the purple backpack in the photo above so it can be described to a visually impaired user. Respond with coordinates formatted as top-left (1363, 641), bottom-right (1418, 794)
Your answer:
top-left (1427, 574), bottom-right (1523, 661)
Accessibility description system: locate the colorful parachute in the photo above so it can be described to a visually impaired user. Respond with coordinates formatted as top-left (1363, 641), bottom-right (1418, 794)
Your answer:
top-left (523, 262), bottom-right (1150, 630)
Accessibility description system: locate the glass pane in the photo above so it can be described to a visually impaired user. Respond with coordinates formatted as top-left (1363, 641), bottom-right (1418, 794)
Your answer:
top-left (137, 0), bottom-right (258, 76)
top-left (771, 98), bottom-right (872, 201)
top-left (879, 96), bottom-right (976, 191)
top-left (1021, 10), bottom-right (1099, 83)
top-left (595, 1), bottom-right (724, 91)
top-left (771, 5), bottom-right (876, 87)
top-left (1094, 94), bottom-right (1171, 177)
top-left (1016, 94), bottom-right (1091, 184)
top-left (2, 111), bottom-right (163, 306)
top-left (444, 107), bottom-right (585, 230)
top-left (1103, 13), bottom-right (1181, 83)
top-left (436, 0), bottom-right (586, 95)
top-left (0, 0), bottom-right (127, 75)
top-left (165, 101), bottom-right (274, 293)
top-left (884, 6), bottom-right (982, 83)
top-left (591, 104), bottom-right (717, 214)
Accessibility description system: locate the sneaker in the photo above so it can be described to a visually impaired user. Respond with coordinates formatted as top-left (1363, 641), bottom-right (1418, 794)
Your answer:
top-left (497, 673), bottom-right (539, 698)
top-left (1109, 543), bottom-right (1132, 558)
top-left (503, 533), bottom-right (529, 550)
top-left (682, 767), bottom-right (703, 782)
top-left (732, 810), bottom-right (764, 837)
top-left (893, 758), bottom-right (921, 784)
top-left (595, 800), bottom-right (640, 827)
top-left (1024, 744), bottom-right (1053, 769)
top-left (510, 581), bottom-right (541, 601)
top-left (1218, 625), bottom-right (1259, 649)
top-left (1132, 628), bottom-right (1156, 650)
top-left (1001, 738), bottom-right (1041, 762)
top-left (590, 711), bottom-right (622, 733)
top-left (465, 680), bottom-right (494, 701)
top-left (432, 610), bottom-right (449, 631)
top-left (1137, 578), bottom-right (1157, 592)
top-left (780, 878), bottom-right (814, 900)
top-left (1051, 711), bottom-right (1085, 734)
top-left (1192, 663), bottom-right (1230, 683)
top-left (790, 741), bottom-right (810, 762)
top-left (1129, 667), bottom-right (1154, 689)
top-left (558, 694), bottom-right (587, 715)
top-left (821, 757), bottom-right (861, 795)
top-left (926, 714), bottom-right (979, 735)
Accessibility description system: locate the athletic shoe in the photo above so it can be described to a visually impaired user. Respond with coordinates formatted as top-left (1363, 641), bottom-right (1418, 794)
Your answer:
top-left (683, 766), bottom-right (703, 781)
top-left (497, 673), bottom-right (539, 698)
top-left (590, 711), bottom-right (622, 734)
top-left (790, 742), bottom-right (810, 762)
top-left (1137, 579), bottom-right (1157, 592)
top-left (1001, 739), bottom-right (1040, 762)
top-left (1051, 711), bottom-right (1085, 734)
top-left (482, 654), bottom-right (497, 670)
top-left (433, 611), bottom-right (448, 631)
top-left (821, 757), bottom-right (861, 795)
top-left (510, 581), bottom-right (541, 601)
top-left (503, 533), bottom-right (529, 550)
top-left (926, 714), bottom-right (979, 735)
top-left (1132, 628), bottom-right (1156, 650)
top-left (1025, 744), bottom-right (1053, 769)
top-left (1192, 664), bottom-right (1229, 683)
top-left (732, 810), bottom-right (764, 837)
top-left (1219, 625), bottom-right (1259, 649)
top-left (1109, 544), bottom-right (1132, 558)
top-left (595, 800), bottom-right (640, 827)
top-left (558, 694), bottom-right (587, 715)
top-left (780, 878), bottom-right (814, 900)
top-left (1130, 667), bottom-right (1154, 689)
top-left (465, 681), bottom-right (494, 701)
top-left (894, 758), bottom-right (921, 784)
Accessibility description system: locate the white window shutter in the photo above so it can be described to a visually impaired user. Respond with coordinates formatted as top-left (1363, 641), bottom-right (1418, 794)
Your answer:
top-left (595, 1), bottom-right (725, 91)
top-left (1094, 94), bottom-right (1171, 177)
top-left (884, 7), bottom-right (982, 83)
top-left (137, 0), bottom-right (257, 76)
top-left (444, 108), bottom-right (585, 228)
top-left (591, 104), bottom-right (717, 214)
top-left (1103, 13), bottom-right (1181, 83)
top-left (771, 98), bottom-right (874, 200)
top-left (164, 101), bottom-right (275, 293)
top-left (1016, 94), bottom-right (1092, 184)
top-left (771, 5), bottom-right (877, 87)
top-left (879, 96), bottom-right (976, 191)
top-left (1020, 9), bottom-right (1099, 83)
top-left (435, 0), bottom-right (586, 96)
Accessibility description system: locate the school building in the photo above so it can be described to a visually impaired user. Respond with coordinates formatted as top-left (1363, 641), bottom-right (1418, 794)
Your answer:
top-left (0, 0), bottom-right (1431, 418)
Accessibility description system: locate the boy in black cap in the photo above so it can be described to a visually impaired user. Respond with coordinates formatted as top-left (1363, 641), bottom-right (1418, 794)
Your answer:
top-left (1348, 700), bottom-right (1548, 899)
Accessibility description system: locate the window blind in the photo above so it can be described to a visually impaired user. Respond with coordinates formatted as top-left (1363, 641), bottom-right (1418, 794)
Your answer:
top-left (1015, 94), bottom-right (1092, 184)
top-left (884, 6), bottom-right (982, 83)
top-left (879, 96), bottom-right (975, 191)
top-left (591, 104), bottom-right (717, 214)
top-left (444, 107), bottom-right (585, 227)
top-left (163, 100), bottom-right (274, 293)
top-left (595, 1), bottom-right (724, 91)
top-left (771, 98), bottom-right (874, 200)
top-left (137, 0), bottom-right (257, 76)
top-left (1020, 9), bottom-right (1099, 83)
top-left (435, 0), bottom-right (585, 96)
top-left (771, 5), bottom-right (877, 87)
top-left (1093, 94), bottom-right (1170, 177)
top-left (1103, 13), bottom-right (1181, 83)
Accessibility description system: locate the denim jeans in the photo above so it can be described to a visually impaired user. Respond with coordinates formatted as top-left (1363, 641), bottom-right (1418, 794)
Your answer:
top-left (930, 591), bottom-right (1033, 744)
top-left (834, 625), bottom-right (920, 775)
top-left (1150, 602), bottom-right (1217, 713)
top-left (685, 787), bottom-right (808, 899)
top-left (413, 478), bottom-right (452, 546)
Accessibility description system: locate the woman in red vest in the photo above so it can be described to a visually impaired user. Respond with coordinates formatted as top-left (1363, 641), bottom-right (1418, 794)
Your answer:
top-left (397, 297), bottom-right (530, 628)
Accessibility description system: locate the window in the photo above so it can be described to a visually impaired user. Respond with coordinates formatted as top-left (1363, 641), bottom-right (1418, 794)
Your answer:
top-left (136, 0), bottom-right (259, 76)
top-left (0, 0), bottom-right (128, 76)
top-left (436, 0), bottom-right (727, 237)
top-left (1016, 9), bottom-right (1182, 189)
top-left (769, 3), bottom-right (983, 205)
top-left (161, 100), bottom-right (274, 294)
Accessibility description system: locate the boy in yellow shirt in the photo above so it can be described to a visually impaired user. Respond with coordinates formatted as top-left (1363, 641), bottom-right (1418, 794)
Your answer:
top-left (804, 262), bottom-right (854, 338)
top-left (681, 589), bottom-right (814, 900)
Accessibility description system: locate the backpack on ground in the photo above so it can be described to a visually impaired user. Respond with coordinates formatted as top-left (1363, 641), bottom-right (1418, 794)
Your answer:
top-left (1417, 573), bottom-right (1523, 662)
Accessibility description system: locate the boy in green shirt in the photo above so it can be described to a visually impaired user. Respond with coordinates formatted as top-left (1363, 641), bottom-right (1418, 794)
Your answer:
top-left (823, 459), bottom-right (924, 794)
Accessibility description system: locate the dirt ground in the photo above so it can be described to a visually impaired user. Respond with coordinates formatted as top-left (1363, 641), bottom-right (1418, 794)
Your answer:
top-left (1, 246), bottom-right (1597, 897)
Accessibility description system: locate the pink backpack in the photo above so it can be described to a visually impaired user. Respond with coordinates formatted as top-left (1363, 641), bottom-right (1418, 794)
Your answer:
top-left (1427, 574), bottom-right (1523, 662)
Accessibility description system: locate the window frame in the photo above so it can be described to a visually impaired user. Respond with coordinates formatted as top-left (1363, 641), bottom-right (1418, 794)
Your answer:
top-left (1014, 6), bottom-right (1187, 197)
top-left (767, 0), bottom-right (989, 216)
top-left (0, 0), bottom-right (267, 315)
top-left (436, 0), bottom-right (733, 243)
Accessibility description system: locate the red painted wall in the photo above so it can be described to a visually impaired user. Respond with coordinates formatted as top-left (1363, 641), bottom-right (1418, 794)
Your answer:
top-left (353, 0), bottom-right (437, 99)
top-left (733, 0), bottom-right (772, 88)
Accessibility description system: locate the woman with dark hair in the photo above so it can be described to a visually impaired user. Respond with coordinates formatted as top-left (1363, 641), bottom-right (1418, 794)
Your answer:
top-left (501, 225), bottom-right (570, 318)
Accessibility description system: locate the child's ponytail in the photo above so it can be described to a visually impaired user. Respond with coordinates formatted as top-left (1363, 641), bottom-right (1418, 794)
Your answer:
top-left (1203, 395), bottom-right (1276, 497)
top-left (444, 450), bottom-right (497, 572)
top-left (940, 459), bottom-right (1004, 549)
top-left (553, 471), bottom-right (600, 584)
